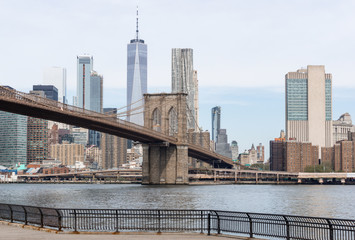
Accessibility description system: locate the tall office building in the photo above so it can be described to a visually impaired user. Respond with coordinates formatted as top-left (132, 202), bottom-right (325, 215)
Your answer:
top-left (215, 129), bottom-right (232, 158)
top-left (76, 55), bottom-right (103, 147)
top-left (101, 108), bottom-right (127, 169)
top-left (86, 71), bottom-right (103, 113)
top-left (172, 48), bottom-right (195, 130)
top-left (286, 65), bottom-right (332, 153)
top-left (127, 8), bottom-right (147, 126)
top-left (27, 90), bottom-right (48, 164)
top-left (88, 71), bottom-right (103, 147)
top-left (33, 85), bottom-right (58, 101)
top-left (76, 55), bottom-right (93, 109)
top-left (211, 106), bottom-right (221, 144)
top-left (231, 141), bottom-right (239, 161)
top-left (43, 67), bottom-right (67, 103)
top-left (0, 111), bottom-right (27, 167)
top-left (27, 117), bottom-right (48, 164)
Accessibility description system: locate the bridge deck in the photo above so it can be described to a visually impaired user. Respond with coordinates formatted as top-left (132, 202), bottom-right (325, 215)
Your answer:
top-left (0, 87), bottom-right (234, 167)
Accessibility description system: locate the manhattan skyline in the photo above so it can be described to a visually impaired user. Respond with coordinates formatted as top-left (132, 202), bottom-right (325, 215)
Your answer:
top-left (1, 0), bottom-right (355, 158)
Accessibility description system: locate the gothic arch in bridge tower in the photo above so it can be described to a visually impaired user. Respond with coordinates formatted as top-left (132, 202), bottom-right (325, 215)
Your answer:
top-left (152, 108), bottom-right (161, 132)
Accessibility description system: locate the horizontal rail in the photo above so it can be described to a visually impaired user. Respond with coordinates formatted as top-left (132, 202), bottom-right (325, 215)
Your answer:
top-left (0, 203), bottom-right (354, 239)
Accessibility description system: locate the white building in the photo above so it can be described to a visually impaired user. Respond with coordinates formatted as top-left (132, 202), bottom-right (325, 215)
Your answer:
top-left (333, 113), bottom-right (355, 145)
top-left (43, 66), bottom-right (67, 103)
top-left (172, 48), bottom-right (196, 130)
top-left (286, 65), bottom-right (332, 155)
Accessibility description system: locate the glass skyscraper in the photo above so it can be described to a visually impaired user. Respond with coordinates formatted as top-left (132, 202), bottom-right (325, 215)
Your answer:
top-left (286, 65), bottom-right (332, 150)
top-left (127, 9), bottom-right (147, 126)
top-left (77, 55), bottom-right (94, 109)
top-left (76, 55), bottom-right (103, 147)
top-left (0, 111), bottom-right (27, 167)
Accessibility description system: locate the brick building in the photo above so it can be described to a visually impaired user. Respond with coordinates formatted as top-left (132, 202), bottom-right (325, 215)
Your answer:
top-left (42, 166), bottom-right (69, 174)
top-left (50, 143), bottom-right (84, 166)
top-left (270, 140), bottom-right (285, 171)
top-left (27, 117), bottom-right (48, 164)
top-left (270, 141), bottom-right (318, 172)
top-left (334, 140), bottom-right (355, 172)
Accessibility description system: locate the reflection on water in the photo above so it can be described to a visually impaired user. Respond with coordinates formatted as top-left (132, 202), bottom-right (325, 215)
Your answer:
top-left (0, 184), bottom-right (354, 219)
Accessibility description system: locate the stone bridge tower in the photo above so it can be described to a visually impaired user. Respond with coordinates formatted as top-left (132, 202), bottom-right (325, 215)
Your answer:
top-left (142, 93), bottom-right (189, 184)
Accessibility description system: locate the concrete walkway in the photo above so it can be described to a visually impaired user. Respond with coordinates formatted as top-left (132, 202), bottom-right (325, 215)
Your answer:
top-left (0, 221), bottom-right (263, 240)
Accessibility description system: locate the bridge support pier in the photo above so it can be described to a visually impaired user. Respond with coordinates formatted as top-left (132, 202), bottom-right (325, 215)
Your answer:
top-left (142, 144), bottom-right (189, 185)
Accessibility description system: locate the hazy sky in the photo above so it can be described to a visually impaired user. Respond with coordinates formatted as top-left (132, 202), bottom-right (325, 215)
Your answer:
top-left (1, 0), bottom-right (355, 158)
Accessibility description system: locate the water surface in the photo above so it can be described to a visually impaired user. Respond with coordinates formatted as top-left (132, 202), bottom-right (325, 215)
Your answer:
top-left (1, 184), bottom-right (353, 219)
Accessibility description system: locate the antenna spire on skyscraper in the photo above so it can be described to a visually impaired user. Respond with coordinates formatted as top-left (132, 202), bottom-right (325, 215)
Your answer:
top-left (136, 5), bottom-right (139, 40)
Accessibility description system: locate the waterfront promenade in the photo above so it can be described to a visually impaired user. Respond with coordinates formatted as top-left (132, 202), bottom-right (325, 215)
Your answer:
top-left (0, 222), bottom-right (261, 240)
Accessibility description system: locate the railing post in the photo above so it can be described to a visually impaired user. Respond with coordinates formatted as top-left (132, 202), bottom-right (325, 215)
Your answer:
top-left (217, 213), bottom-right (220, 234)
top-left (207, 213), bottom-right (211, 235)
top-left (73, 209), bottom-right (77, 232)
top-left (200, 211), bottom-right (203, 234)
top-left (327, 219), bottom-right (334, 240)
top-left (246, 213), bottom-right (253, 238)
top-left (55, 209), bottom-right (62, 231)
top-left (283, 216), bottom-right (290, 240)
top-left (22, 206), bottom-right (27, 225)
top-left (7, 205), bottom-right (13, 223)
top-left (115, 210), bottom-right (119, 232)
top-left (212, 211), bottom-right (220, 234)
top-left (158, 210), bottom-right (161, 233)
top-left (38, 207), bottom-right (43, 228)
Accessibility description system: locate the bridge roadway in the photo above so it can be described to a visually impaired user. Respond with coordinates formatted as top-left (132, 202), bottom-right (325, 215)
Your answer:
top-left (0, 86), bottom-right (233, 168)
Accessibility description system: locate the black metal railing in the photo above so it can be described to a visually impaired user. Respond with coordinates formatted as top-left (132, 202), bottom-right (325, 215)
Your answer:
top-left (0, 203), bottom-right (354, 239)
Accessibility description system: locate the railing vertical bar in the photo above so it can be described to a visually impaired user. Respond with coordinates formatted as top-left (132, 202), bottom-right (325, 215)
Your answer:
top-left (326, 219), bottom-right (333, 240)
top-left (38, 207), bottom-right (43, 228)
top-left (55, 209), bottom-right (62, 231)
top-left (246, 213), bottom-right (253, 238)
top-left (207, 213), bottom-right (211, 235)
top-left (200, 210), bottom-right (203, 233)
top-left (158, 210), bottom-right (161, 233)
top-left (283, 216), bottom-right (290, 240)
top-left (74, 209), bottom-right (77, 232)
top-left (7, 205), bottom-right (13, 223)
top-left (22, 206), bottom-right (27, 225)
top-left (115, 210), bottom-right (119, 232)
top-left (216, 212), bottom-right (220, 234)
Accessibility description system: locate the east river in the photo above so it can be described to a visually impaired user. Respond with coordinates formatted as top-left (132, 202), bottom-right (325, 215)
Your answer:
top-left (0, 184), bottom-right (354, 219)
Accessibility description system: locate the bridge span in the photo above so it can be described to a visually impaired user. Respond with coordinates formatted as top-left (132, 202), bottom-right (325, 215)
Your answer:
top-left (0, 87), bottom-right (234, 184)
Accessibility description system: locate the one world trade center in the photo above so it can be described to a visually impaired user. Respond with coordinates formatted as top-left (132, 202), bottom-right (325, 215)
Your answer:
top-left (127, 7), bottom-right (147, 127)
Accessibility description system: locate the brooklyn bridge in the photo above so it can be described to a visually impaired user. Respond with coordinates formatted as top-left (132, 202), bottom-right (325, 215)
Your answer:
top-left (0, 86), bottom-right (234, 184)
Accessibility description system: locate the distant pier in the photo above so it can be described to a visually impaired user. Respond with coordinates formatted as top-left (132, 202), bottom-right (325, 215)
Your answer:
top-left (2, 168), bottom-right (355, 185)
